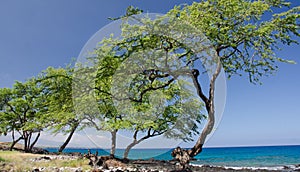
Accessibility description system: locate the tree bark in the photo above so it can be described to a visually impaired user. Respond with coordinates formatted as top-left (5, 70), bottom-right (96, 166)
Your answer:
top-left (123, 129), bottom-right (161, 159)
top-left (124, 130), bottom-right (138, 159)
top-left (85, 149), bottom-right (103, 168)
top-left (30, 131), bottom-right (41, 151)
top-left (110, 130), bottom-right (117, 157)
top-left (58, 124), bottom-right (78, 153)
top-left (123, 140), bottom-right (138, 160)
top-left (172, 59), bottom-right (222, 165)
top-left (188, 60), bottom-right (222, 157)
top-left (124, 138), bottom-right (147, 159)
top-left (23, 131), bottom-right (30, 152)
top-left (27, 132), bottom-right (32, 151)
top-left (10, 136), bottom-right (22, 151)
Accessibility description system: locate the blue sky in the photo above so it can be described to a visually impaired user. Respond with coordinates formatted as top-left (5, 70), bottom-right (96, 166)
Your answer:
top-left (0, 0), bottom-right (299, 148)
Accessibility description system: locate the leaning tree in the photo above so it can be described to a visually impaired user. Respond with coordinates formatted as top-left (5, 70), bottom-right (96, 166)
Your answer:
top-left (37, 66), bottom-right (85, 153)
top-left (168, 0), bottom-right (299, 160)
top-left (72, 0), bottom-right (298, 166)
top-left (81, 35), bottom-right (206, 159)
top-left (93, 0), bottom-right (299, 164)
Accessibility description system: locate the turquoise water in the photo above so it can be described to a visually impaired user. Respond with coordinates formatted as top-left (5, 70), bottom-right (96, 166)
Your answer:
top-left (46, 145), bottom-right (300, 167)
top-left (192, 145), bottom-right (300, 167)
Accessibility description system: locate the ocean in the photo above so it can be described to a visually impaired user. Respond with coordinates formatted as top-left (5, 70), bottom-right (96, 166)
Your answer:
top-left (45, 145), bottom-right (300, 168)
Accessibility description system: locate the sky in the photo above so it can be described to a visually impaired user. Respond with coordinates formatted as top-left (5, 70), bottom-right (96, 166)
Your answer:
top-left (0, 0), bottom-right (299, 149)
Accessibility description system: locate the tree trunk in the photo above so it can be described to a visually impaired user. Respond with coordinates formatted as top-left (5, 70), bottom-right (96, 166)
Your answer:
top-left (30, 131), bottom-right (41, 151)
top-left (123, 141), bottom-right (136, 160)
top-left (28, 132), bottom-right (32, 151)
top-left (189, 60), bottom-right (222, 157)
top-left (123, 131), bottom-right (149, 159)
top-left (110, 130), bottom-right (117, 157)
top-left (172, 60), bottom-right (222, 167)
top-left (10, 130), bottom-right (17, 151)
top-left (188, 105), bottom-right (215, 156)
top-left (23, 131), bottom-right (30, 152)
top-left (123, 129), bottom-right (161, 160)
top-left (10, 137), bottom-right (22, 151)
top-left (123, 137), bottom-right (148, 159)
top-left (188, 61), bottom-right (221, 157)
top-left (58, 124), bottom-right (78, 153)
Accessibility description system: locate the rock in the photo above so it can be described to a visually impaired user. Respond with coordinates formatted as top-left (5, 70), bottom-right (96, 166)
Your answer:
top-left (31, 147), bottom-right (49, 154)
top-left (32, 156), bottom-right (51, 162)
top-left (126, 167), bottom-right (137, 171)
top-left (283, 165), bottom-right (290, 169)
top-left (105, 159), bottom-right (127, 168)
top-left (40, 156), bottom-right (51, 160)
top-left (57, 167), bottom-right (83, 172)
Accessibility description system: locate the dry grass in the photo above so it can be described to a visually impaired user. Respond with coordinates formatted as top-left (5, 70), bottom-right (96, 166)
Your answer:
top-left (0, 142), bottom-right (24, 150)
top-left (0, 150), bottom-right (92, 171)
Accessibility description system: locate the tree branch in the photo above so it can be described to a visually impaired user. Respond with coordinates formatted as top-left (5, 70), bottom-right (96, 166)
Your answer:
top-left (190, 69), bottom-right (209, 110)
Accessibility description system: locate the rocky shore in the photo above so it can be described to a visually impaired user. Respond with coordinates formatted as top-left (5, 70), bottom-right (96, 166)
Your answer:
top-left (1, 153), bottom-right (300, 171)
top-left (1, 142), bottom-right (300, 172)
top-left (29, 155), bottom-right (300, 172)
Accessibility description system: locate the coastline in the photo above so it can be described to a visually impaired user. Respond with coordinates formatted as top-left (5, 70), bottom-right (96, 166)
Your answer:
top-left (1, 142), bottom-right (300, 171)
top-left (1, 150), bottom-right (300, 171)
top-left (190, 164), bottom-right (300, 172)
top-left (40, 144), bottom-right (300, 150)
top-left (45, 145), bottom-right (300, 167)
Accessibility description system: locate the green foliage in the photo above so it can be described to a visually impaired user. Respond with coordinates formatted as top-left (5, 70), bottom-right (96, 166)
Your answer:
top-left (0, 79), bottom-right (45, 151)
top-left (0, 80), bottom-right (42, 132)
top-left (108, 5), bottom-right (143, 21)
top-left (88, 0), bottom-right (299, 154)
top-left (169, 0), bottom-right (299, 83)
top-left (89, 13), bottom-right (207, 145)
top-left (37, 66), bottom-right (80, 134)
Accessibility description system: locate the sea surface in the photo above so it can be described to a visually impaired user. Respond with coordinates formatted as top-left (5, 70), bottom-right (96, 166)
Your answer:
top-left (45, 145), bottom-right (300, 168)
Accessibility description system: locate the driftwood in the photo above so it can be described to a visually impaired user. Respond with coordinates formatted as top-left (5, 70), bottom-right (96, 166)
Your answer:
top-left (84, 150), bottom-right (104, 168)
top-left (84, 148), bottom-right (192, 170)
top-left (84, 150), bottom-right (127, 170)
top-left (171, 147), bottom-right (191, 170)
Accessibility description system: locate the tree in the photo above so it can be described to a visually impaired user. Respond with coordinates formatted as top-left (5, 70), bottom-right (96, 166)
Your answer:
top-left (120, 79), bottom-right (205, 160)
top-left (89, 11), bottom-right (216, 161)
top-left (167, 0), bottom-right (299, 160)
top-left (110, 45), bottom-right (207, 160)
top-left (81, 27), bottom-right (206, 159)
top-left (87, 0), bottom-right (299, 164)
top-left (37, 66), bottom-right (84, 153)
top-left (75, 52), bottom-right (124, 157)
top-left (0, 79), bottom-right (45, 152)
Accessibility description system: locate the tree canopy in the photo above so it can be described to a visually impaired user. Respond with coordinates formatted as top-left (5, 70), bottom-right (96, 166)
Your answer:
top-left (169, 0), bottom-right (299, 83)
top-left (0, 79), bottom-right (45, 152)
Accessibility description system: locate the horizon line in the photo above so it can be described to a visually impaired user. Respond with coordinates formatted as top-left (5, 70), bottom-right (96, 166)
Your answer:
top-left (42, 144), bottom-right (300, 150)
